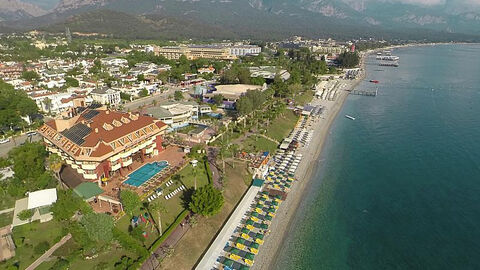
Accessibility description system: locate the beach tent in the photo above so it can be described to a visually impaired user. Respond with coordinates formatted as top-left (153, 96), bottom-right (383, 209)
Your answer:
top-left (236, 243), bottom-right (246, 250)
top-left (256, 233), bottom-right (264, 240)
top-left (250, 242), bottom-right (260, 249)
top-left (229, 254), bottom-right (241, 261)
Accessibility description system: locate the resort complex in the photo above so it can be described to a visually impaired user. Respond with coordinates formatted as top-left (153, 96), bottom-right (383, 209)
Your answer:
top-left (38, 107), bottom-right (168, 183)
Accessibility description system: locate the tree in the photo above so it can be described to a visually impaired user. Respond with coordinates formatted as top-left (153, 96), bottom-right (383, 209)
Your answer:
top-left (120, 92), bottom-right (132, 101)
top-left (49, 258), bottom-right (69, 270)
top-left (138, 89), bottom-right (149, 97)
top-left (212, 94), bottom-right (224, 106)
top-left (21, 70), bottom-right (39, 81)
top-left (137, 74), bottom-right (145, 82)
top-left (80, 213), bottom-right (114, 243)
top-left (120, 190), bottom-right (141, 216)
top-left (174, 90), bottom-right (183, 101)
top-left (189, 185), bottom-right (224, 217)
top-left (48, 153), bottom-right (63, 182)
top-left (64, 77), bottom-right (79, 88)
top-left (51, 189), bottom-right (91, 221)
top-left (114, 256), bottom-right (135, 270)
top-left (148, 200), bottom-right (166, 235)
top-left (17, 209), bottom-right (34, 221)
top-left (0, 80), bottom-right (38, 130)
top-left (337, 52), bottom-right (360, 68)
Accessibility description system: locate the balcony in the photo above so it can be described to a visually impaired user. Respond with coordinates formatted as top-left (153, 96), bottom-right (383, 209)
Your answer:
top-left (111, 163), bottom-right (122, 171)
top-left (81, 163), bottom-right (97, 170)
top-left (122, 159), bottom-right (133, 167)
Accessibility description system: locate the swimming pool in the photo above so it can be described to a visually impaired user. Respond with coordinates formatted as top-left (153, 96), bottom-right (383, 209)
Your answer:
top-left (124, 161), bottom-right (168, 187)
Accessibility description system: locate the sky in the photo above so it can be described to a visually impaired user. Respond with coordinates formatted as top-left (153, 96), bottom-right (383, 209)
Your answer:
top-left (382, 0), bottom-right (480, 6)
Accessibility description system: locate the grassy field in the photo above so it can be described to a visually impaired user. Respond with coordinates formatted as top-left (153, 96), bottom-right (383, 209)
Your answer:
top-left (265, 109), bottom-right (300, 142)
top-left (241, 135), bottom-right (278, 154)
top-left (160, 162), bottom-right (250, 269)
top-left (294, 90), bottom-right (314, 106)
top-left (115, 161), bottom-right (211, 250)
top-left (1, 220), bottom-right (66, 270)
top-left (35, 238), bottom-right (136, 270)
top-left (0, 212), bottom-right (13, 227)
top-left (0, 194), bottom-right (17, 210)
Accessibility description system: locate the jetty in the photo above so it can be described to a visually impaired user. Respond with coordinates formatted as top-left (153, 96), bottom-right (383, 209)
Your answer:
top-left (349, 88), bottom-right (378, 97)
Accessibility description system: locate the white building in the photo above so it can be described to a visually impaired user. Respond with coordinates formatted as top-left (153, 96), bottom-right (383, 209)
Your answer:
top-left (91, 88), bottom-right (121, 105)
top-left (230, 45), bottom-right (261, 56)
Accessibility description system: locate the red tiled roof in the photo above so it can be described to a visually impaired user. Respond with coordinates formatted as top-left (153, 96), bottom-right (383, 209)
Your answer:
top-left (90, 142), bottom-right (114, 157)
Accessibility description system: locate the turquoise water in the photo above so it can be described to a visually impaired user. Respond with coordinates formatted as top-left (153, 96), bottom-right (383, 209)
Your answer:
top-left (124, 161), bottom-right (168, 187)
top-left (273, 44), bottom-right (480, 270)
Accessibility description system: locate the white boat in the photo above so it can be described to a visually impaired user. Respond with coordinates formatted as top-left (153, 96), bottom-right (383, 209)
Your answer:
top-left (345, 115), bottom-right (356, 120)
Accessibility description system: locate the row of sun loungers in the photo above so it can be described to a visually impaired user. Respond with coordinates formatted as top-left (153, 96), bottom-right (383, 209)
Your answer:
top-left (164, 185), bottom-right (186, 200)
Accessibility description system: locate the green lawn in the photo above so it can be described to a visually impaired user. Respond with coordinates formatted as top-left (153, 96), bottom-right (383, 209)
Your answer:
top-left (115, 162), bottom-right (211, 250)
top-left (0, 194), bottom-right (17, 210)
top-left (241, 136), bottom-right (278, 154)
top-left (160, 162), bottom-right (251, 269)
top-left (3, 220), bottom-right (66, 270)
top-left (294, 90), bottom-right (314, 106)
top-left (265, 109), bottom-right (300, 142)
top-left (36, 238), bottom-right (137, 270)
top-left (0, 212), bottom-right (13, 227)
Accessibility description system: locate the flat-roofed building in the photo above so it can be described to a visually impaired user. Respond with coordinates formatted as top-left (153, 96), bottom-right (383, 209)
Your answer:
top-left (154, 45), bottom-right (237, 60)
top-left (205, 84), bottom-right (265, 102)
top-left (145, 101), bottom-right (211, 128)
top-left (38, 108), bottom-right (168, 182)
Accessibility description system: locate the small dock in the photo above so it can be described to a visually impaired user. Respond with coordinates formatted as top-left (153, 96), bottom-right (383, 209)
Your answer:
top-left (349, 88), bottom-right (378, 97)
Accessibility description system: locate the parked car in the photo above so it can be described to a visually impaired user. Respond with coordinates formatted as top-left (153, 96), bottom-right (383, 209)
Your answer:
top-left (0, 138), bottom-right (10, 144)
top-left (26, 131), bottom-right (37, 136)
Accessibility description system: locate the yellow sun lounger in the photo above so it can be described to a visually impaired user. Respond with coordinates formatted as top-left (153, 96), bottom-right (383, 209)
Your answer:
top-left (241, 233), bottom-right (250, 240)
top-left (230, 254), bottom-right (241, 261)
top-left (245, 259), bottom-right (254, 266)
top-left (268, 212), bottom-right (275, 217)
top-left (256, 238), bottom-right (264, 245)
top-left (262, 194), bottom-right (269, 199)
top-left (236, 243), bottom-right (245, 249)
top-left (250, 248), bottom-right (259, 254)
top-left (251, 216), bottom-right (260, 222)
top-left (246, 224), bottom-right (255, 231)
top-left (255, 208), bottom-right (262, 214)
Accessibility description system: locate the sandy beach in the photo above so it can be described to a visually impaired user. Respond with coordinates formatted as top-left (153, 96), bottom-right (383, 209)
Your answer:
top-left (251, 59), bottom-right (367, 270)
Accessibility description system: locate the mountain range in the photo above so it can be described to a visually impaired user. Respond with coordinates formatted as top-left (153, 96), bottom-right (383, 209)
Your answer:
top-left (1, 0), bottom-right (480, 41)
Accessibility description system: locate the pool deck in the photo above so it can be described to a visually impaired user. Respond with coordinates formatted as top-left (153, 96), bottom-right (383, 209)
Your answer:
top-left (99, 146), bottom-right (187, 200)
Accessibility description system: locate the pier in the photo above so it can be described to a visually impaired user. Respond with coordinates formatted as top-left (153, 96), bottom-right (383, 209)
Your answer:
top-left (349, 88), bottom-right (378, 97)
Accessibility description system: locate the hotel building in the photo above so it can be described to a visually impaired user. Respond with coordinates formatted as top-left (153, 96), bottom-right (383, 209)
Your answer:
top-left (38, 108), bottom-right (168, 183)
top-left (154, 45), bottom-right (237, 60)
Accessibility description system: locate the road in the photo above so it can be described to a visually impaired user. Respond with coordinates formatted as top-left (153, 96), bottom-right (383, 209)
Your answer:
top-left (0, 133), bottom-right (42, 157)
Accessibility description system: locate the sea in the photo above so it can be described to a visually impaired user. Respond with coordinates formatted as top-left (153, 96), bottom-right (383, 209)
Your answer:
top-left (273, 44), bottom-right (480, 270)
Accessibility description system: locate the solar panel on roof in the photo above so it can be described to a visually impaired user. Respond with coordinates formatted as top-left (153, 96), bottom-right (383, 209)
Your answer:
top-left (61, 123), bottom-right (91, 145)
top-left (88, 103), bottom-right (102, 109)
top-left (83, 110), bottom-right (99, 120)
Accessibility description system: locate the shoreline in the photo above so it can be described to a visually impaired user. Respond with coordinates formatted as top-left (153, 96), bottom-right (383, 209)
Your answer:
top-left (251, 56), bottom-right (367, 270)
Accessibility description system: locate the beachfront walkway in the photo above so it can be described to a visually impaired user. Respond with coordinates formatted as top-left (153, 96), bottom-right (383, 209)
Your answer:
top-left (196, 185), bottom-right (262, 269)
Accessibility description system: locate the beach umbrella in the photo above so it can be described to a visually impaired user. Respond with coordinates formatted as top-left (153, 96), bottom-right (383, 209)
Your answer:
top-left (250, 242), bottom-right (260, 249)
top-left (246, 219), bottom-right (254, 225)
top-left (237, 238), bottom-right (246, 245)
top-left (251, 216), bottom-right (260, 222)
top-left (241, 233), bottom-right (250, 240)
top-left (260, 223), bottom-right (268, 229)
top-left (251, 212), bottom-right (259, 217)
top-left (250, 247), bottom-right (259, 254)
top-left (223, 258), bottom-right (234, 267)
top-left (236, 243), bottom-right (246, 250)
top-left (242, 228), bottom-right (250, 234)
top-left (245, 253), bottom-right (255, 260)
top-left (265, 215), bottom-right (272, 221)
top-left (256, 233), bottom-right (264, 240)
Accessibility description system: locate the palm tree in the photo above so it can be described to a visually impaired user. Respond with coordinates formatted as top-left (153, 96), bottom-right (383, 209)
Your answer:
top-left (149, 200), bottom-right (167, 235)
top-left (43, 97), bottom-right (52, 114)
top-left (48, 154), bottom-right (64, 185)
